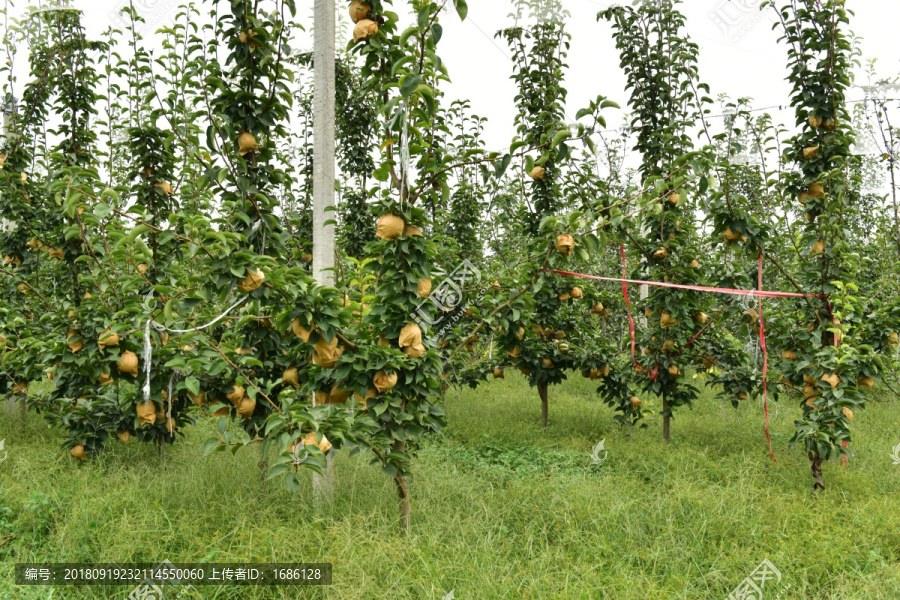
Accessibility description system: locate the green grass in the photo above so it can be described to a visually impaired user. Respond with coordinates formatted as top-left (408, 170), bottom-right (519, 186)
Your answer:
top-left (2, 374), bottom-right (900, 599)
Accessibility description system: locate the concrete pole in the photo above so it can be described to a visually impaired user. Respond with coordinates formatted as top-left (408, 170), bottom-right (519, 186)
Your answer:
top-left (1, 97), bottom-right (13, 234)
top-left (312, 0), bottom-right (336, 506)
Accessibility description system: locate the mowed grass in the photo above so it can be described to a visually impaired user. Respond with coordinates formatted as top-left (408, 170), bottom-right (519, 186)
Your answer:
top-left (2, 373), bottom-right (900, 599)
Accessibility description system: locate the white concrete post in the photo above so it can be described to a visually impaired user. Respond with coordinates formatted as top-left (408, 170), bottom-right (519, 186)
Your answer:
top-left (312, 0), bottom-right (337, 506)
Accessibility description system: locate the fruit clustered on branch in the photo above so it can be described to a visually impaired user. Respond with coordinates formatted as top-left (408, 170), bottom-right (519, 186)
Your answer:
top-left (600, 0), bottom-right (715, 440)
top-left (434, 0), bottom-right (626, 430)
top-left (766, 0), bottom-right (888, 488)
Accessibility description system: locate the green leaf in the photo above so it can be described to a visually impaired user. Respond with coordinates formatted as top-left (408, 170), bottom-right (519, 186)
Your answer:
top-left (265, 416), bottom-right (286, 436)
top-left (267, 464), bottom-right (290, 480)
top-left (94, 202), bottom-right (111, 219)
top-left (163, 296), bottom-right (177, 322)
top-left (455, 0), bottom-right (468, 21)
top-left (373, 163), bottom-right (390, 182)
top-left (100, 188), bottom-right (120, 204)
top-left (398, 27), bottom-right (418, 47)
top-left (551, 129), bottom-right (571, 148)
top-left (494, 154), bottom-right (511, 179)
top-left (699, 176), bottom-right (709, 195)
top-left (185, 377), bottom-right (200, 396)
top-left (400, 74), bottom-right (421, 97)
top-left (202, 438), bottom-right (221, 456)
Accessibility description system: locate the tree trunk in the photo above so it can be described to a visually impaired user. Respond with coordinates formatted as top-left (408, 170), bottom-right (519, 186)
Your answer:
top-left (394, 473), bottom-right (411, 532)
top-left (313, 450), bottom-right (335, 508)
top-left (157, 436), bottom-right (165, 461)
top-left (809, 451), bottom-right (825, 490)
top-left (20, 397), bottom-right (26, 432)
top-left (538, 383), bottom-right (549, 428)
top-left (662, 393), bottom-right (671, 442)
top-left (258, 444), bottom-right (269, 483)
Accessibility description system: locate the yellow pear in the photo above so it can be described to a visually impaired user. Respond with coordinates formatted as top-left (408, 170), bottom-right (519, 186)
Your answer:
top-left (282, 367), bottom-right (300, 388)
top-left (660, 311), bottom-right (678, 329)
top-left (376, 214), bottom-right (405, 240)
top-left (554, 234), bottom-right (575, 256)
top-left (353, 18), bottom-right (379, 42)
top-left (70, 445), bottom-right (87, 461)
top-left (417, 277), bottom-right (432, 298)
top-left (374, 371), bottom-right (398, 393)
top-left (292, 318), bottom-right (315, 342)
top-left (238, 131), bottom-right (259, 156)
top-left (226, 385), bottom-right (246, 406)
top-left (723, 227), bottom-right (741, 243)
top-left (117, 351), bottom-right (139, 376)
top-left (98, 327), bottom-right (120, 349)
top-left (237, 269), bottom-right (265, 292)
top-left (136, 401), bottom-right (157, 426)
top-left (238, 397), bottom-right (256, 420)
top-left (312, 336), bottom-right (342, 368)
top-left (349, 0), bottom-right (370, 23)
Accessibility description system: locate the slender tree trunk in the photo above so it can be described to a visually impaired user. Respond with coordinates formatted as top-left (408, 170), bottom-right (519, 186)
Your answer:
top-left (312, 450), bottom-right (335, 508)
top-left (258, 444), bottom-right (269, 483)
top-left (19, 397), bottom-right (26, 433)
top-left (662, 393), bottom-right (671, 442)
top-left (157, 436), bottom-right (165, 461)
top-left (394, 473), bottom-right (411, 532)
top-left (809, 451), bottom-right (825, 490)
top-left (538, 383), bottom-right (549, 428)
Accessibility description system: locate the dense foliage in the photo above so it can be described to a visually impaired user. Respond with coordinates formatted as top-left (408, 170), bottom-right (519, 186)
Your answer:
top-left (1, 0), bottom-right (899, 532)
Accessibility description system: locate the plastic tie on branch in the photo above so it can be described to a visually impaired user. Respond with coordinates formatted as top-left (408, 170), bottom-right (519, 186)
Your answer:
top-left (142, 319), bottom-right (153, 404)
top-left (139, 295), bottom-right (250, 407)
top-left (400, 100), bottom-right (411, 212)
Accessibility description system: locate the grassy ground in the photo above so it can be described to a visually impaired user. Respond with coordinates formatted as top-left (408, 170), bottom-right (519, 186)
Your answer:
top-left (1, 374), bottom-right (900, 599)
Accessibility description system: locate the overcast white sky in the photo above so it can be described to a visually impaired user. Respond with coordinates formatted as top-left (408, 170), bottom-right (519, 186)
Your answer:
top-left (7, 1), bottom-right (900, 154)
